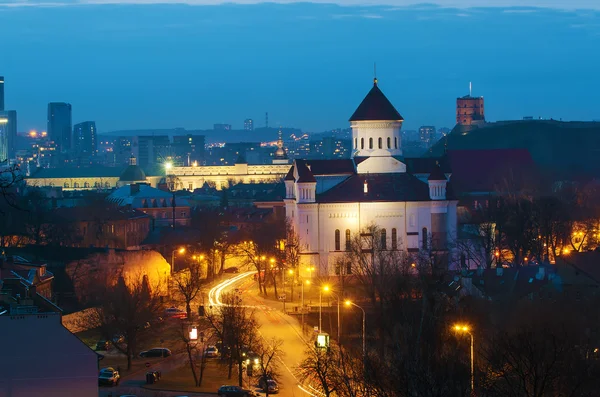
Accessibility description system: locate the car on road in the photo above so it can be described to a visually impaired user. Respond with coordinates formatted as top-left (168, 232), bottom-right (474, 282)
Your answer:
top-left (139, 347), bottom-right (172, 358)
top-left (223, 267), bottom-right (239, 274)
top-left (218, 385), bottom-right (254, 397)
top-left (98, 367), bottom-right (120, 386)
top-left (165, 307), bottom-right (187, 319)
top-left (95, 340), bottom-right (110, 350)
top-left (112, 334), bottom-right (125, 344)
top-left (259, 377), bottom-right (279, 394)
top-left (204, 345), bottom-right (219, 358)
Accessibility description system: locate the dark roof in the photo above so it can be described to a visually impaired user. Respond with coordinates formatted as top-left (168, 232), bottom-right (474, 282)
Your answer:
top-left (285, 166), bottom-right (295, 181)
top-left (52, 206), bottom-right (150, 222)
top-left (29, 167), bottom-right (122, 179)
top-left (560, 252), bottom-right (600, 284)
top-left (317, 173), bottom-right (430, 203)
top-left (404, 156), bottom-right (452, 174)
top-left (295, 159), bottom-right (356, 176)
top-left (428, 164), bottom-right (447, 181)
top-left (295, 161), bottom-right (316, 183)
top-left (349, 80), bottom-right (403, 122)
top-left (471, 265), bottom-right (552, 300)
top-left (119, 165), bottom-right (146, 182)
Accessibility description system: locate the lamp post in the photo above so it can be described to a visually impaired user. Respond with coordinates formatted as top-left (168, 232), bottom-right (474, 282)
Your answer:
top-left (288, 269), bottom-right (294, 303)
top-left (452, 324), bottom-right (474, 395)
top-left (171, 247), bottom-right (185, 272)
top-left (345, 300), bottom-right (366, 360)
top-left (319, 285), bottom-right (329, 333)
top-left (301, 280), bottom-right (310, 331)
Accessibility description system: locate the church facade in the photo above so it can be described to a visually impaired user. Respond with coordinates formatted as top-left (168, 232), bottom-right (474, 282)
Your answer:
top-left (284, 79), bottom-right (458, 276)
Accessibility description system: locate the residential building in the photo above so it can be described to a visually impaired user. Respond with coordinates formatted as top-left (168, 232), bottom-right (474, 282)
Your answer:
top-left (0, 255), bottom-right (55, 301)
top-left (133, 135), bottom-right (171, 169)
top-left (172, 134), bottom-right (205, 166)
top-left (419, 125), bottom-right (436, 148)
top-left (244, 119), bottom-right (254, 131)
top-left (47, 102), bottom-right (72, 152)
top-left (285, 78), bottom-right (458, 276)
top-left (0, 310), bottom-right (97, 397)
top-left (106, 183), bottom-right (192, 228)
top-left (0, 75), bottom-right (4, 111)
top-left (214, 123), bottom-right (232, 131)
top-left (73, 121), bottom-right (97, 160)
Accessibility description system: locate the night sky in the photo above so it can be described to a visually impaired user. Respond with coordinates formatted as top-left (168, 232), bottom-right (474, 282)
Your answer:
top-left (1, 1), bottom-right (598, 133)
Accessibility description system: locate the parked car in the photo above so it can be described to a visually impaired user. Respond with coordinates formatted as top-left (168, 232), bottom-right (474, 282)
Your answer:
top-left (204, 345), bottom-right (219, 358)
top-left (217, 385), bottom-right (254, 397)
top-left (95, 340), bottom-right (110, 351)
top-left (112, 334), bottom-right (125, 344)
top-left (98, 367), bottom-right (120, 386)
top-left (223, 267), bottom-right (239, 274)
top-left (165, 307), bottom-right (187, 319)
top-left (139, 347), bottom-right (172, 358)
top-left (259, 377), bottom-right (279, 394)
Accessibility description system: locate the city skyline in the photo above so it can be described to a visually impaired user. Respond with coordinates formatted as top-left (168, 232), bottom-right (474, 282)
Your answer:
top-left (1, 3), bottom-right (598, 133)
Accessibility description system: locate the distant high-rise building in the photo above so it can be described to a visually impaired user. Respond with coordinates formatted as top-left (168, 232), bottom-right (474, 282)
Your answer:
top-left (133, 135), bottom-right (171, 168)
top-left (173, 134), bottom-right (205, 166)
top-left (0, 110), bottom-right (16, 161)
top-left (419, 126), bottom-right (436, 148)
top-left (73, 121), bottom-right (97, 157)
top-left (47, 102), bottom-right (72, 152)
top-left (214, 123), bottom-right (232, 131)
top-left (244, 119), bottom-right (254, 131)
top-left (0, 76), bottom-right (4, 111)
top-left (457, 89), bottom-right (485, 126)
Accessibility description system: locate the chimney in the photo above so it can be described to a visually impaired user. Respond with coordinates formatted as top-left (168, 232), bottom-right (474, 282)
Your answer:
top-left (130, 183), bottom-right (140, 195)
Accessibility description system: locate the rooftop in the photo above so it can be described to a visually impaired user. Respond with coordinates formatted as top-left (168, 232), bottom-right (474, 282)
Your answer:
top-left (349, 79), bottom-right (403, 122)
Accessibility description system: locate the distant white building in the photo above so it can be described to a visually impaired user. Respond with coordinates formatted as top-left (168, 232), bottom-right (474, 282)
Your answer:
top-left (0, 312), bottom-right (98, 397)
top-left (284, 78), bottom-right (458, 276)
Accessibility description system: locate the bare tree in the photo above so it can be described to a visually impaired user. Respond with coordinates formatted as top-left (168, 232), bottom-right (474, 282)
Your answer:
top-left (254, 337), bottom-right (284, 397)
top-left (206, 292), bottom-right (260, 386)
top-left (297, 346), bottom-right (340, 397)
top-left (177, 319), bottom-right (212, 387)
top-left (172, 262), bottom-right (205, 319)
top-left (82, 274), bottom-right (164, 369)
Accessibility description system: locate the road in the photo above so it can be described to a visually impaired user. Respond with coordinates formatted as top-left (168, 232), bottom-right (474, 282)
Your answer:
top-left (208, 272), bottom-right (318, 397)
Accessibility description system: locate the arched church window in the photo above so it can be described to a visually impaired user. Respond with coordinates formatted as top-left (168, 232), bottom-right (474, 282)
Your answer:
top-left (387, 137), bottom-right (391, 149)
top-left (73, 182), bottom-right (79, 188)
top-left (391, 228), bottom-right (397, 250)
top-left (422, 227), bottom-right (428, 250)
top-left (361, 138), bottom-right (364, 149)
top-left (354, 138), bottom-right (357, 149)
top-left (84, 182), bottom-right (90, 188)
top-left (369, 138), bottom-right (373, 149)
top-left (378, 137), bottom-right (382, 149)
top-left (381, 228), bottom-right (387, 250)
top-left (335, 229), bottom-right (341, 251)
top-left (64, 182), bottom-right (69, 188)
top-left (345, 229), bottom-right (351, 251)
top-left (394, 137), bottom-right (398, 149)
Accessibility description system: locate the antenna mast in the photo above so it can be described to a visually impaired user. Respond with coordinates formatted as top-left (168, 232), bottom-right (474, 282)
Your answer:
top-left (469, 81), bottom-right (472, 97)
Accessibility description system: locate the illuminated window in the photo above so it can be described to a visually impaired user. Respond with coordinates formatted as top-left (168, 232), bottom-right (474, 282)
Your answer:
top-left (335, 229), bottom-right (340, 251)
top-left (392, 228), bottom-right (397, 250)
top-left (345, 229), bottom-right (351, 251)
top-left (381, 229), bottom-right (387, 250)
top-left (369, 138), bottom-right (373, 149)
top-left (378, 137), bottom-right (382, 149)
top-left (387, 137), bottom-right (391, 149)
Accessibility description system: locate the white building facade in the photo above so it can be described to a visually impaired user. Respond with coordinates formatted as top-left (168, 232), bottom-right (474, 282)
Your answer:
top-left (285, 79), bottom-right (458, 276)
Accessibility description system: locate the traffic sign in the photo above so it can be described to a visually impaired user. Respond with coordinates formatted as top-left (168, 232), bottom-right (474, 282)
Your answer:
top-left (278, 294), bottom-right (286, 301)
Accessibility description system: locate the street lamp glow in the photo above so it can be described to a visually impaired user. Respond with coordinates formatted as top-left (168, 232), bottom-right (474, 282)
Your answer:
top-left (323, 285), bottom-right (330, 292)
top-left (452, 323), bottom-right (474, 393)
top-left (305, 280), bottom-right (310, 285)
top-left (179, 247), bottom-right (185, 254)
top-left (288, 269), bottom-right (294, 275)
top-left (165, 162), bottom-right (173, 170)
top-left (270, 258), bottom-right (275, 264)
top-left (345, 300), bottom-right (351, 306)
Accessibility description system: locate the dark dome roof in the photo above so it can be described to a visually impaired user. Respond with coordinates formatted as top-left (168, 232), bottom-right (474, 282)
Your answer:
top-left (120, 165), bottom-right (146, 182)
top-left (428, 164), bottom-right (447, 181)
top-left (349, 79), bottom-right (404, 122)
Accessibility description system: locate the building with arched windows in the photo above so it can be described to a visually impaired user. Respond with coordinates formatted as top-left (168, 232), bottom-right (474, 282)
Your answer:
top-left (284, 78), bottom-right (458, 276)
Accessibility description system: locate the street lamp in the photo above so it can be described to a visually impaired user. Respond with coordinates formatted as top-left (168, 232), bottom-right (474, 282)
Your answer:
top-left (172, 247), bottom-right (185, 272)
top-left (301, 280), bottom-right (310, 331)
top-left (319, 285), bottom-right (330, 333)
top-left (345, 300), bottom-right (366, 359)
top-left (452, 324), bottom-right (474, 394)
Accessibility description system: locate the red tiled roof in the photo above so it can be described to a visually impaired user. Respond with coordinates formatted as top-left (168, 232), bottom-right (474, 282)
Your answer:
top-left (446, 149), bottom-right (536, 194)
top-left (349, 80), bottom-right (404, 122)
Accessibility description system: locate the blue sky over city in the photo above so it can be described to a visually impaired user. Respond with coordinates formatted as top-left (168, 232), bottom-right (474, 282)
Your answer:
top-left (0, 1), bottom-right (598, 133)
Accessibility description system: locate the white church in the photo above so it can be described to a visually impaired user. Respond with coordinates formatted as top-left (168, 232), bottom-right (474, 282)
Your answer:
top-left (284, 78), bottom-right (458, 276)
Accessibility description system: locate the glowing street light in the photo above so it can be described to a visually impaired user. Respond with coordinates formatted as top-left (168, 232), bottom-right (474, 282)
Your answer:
top-left (345, 300), bottom-right (366, 359)
top-left (452, 324), bottom-right (474, 394)
top-left (165, 162), bottom-right (173, 171)
top-left (171, 247), bottom-right (185, 272)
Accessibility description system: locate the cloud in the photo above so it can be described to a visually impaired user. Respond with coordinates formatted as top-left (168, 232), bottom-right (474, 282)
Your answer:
top-left (0, 0), bottom-right (599, 9)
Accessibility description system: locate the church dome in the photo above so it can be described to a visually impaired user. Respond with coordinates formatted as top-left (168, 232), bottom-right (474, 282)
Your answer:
top-left (349, 79), bottom-right (404, 122)
top-left (119, 155), bottom-right (146, 182)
